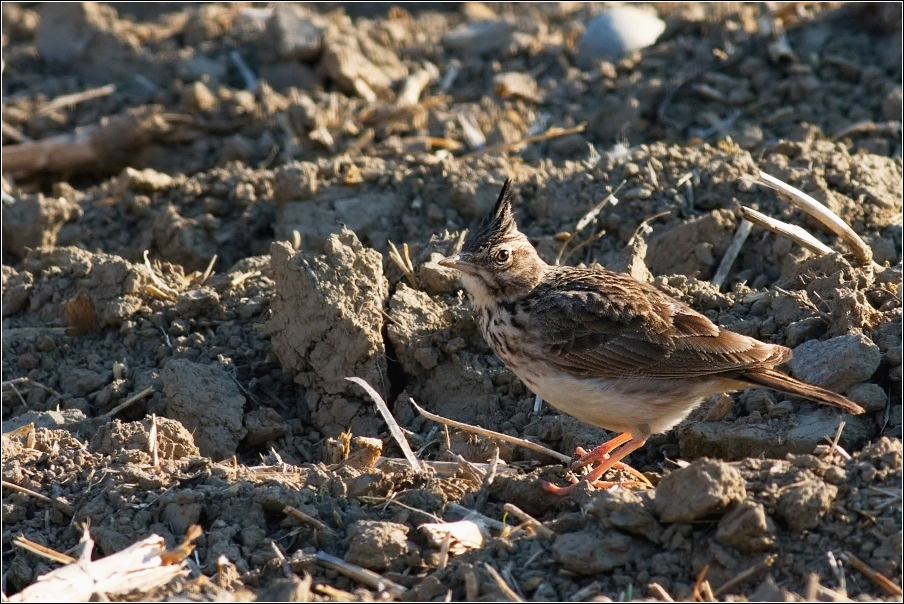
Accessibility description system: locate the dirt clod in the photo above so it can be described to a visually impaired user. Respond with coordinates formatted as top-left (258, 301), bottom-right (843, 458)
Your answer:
top-left (654, 459), bottom-right (746, 523)
top-left (345, 520), bottom-right (411, 572)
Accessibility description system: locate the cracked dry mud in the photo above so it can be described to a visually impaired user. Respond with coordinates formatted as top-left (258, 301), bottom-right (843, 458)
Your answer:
top-left (2, 3), bottom-right (902, 602)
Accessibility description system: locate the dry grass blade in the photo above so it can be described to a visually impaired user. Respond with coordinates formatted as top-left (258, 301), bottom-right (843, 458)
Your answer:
top-left (483, 562), bottom-right (524, 602)
top-left (346, 377), bottom-right (422, 472)
top-left (13, 535), bottom-right (76, 564)
top-left (409, 398), bottom-right (571, 464)
top-left (740, 206), bottom-right (835, 257)
top-left (283, 505), bottom-right (334, 533)
top-left (143, 250), bottom-right (180, 299)
top-left (713, 554), bottom-right (776, 596)
top-left (461, 123), bottom-right (586, 160)
top-left (2, 480), bottom-right (75, 516)
top-left (841, 551), bottom-right (902, 597)
top-left (502, 503), bottom-right (555, 540)
top-left (387, 240), bottom-right (418, 288)
top-left (648, 582), bottom-right (675, 602)
top-left (314, 551), bottom-right (407, 597)
top-left (756, 171), bottom-right (874, 266)
top-left (711, 219), bottom-right (753, 289)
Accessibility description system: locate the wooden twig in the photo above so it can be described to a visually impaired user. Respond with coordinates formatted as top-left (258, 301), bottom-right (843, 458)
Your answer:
top-left (483, 563), bottom-right (523, 602)
top-left (314, 551), bottom-right (407, 597)
top-left (461, 123), bottom-right (586, 160)
top-left (1, 106), bottom-right (170, 179)
top-left (502, 503), bottom-right (555, 540)
top-left (346, 377), bottom-right (422, 472)
top-left (409, 398), bottom-right (571, 463)
top-left (283, 505), bottom-right (334, 533)
top-left (841, 551), bottom-right (902, 597)
top-left (740, 207), bottom-right (835, 257)
top-left (2, 377), bottom-right (63, 400)
top-left (100, 386), bottom-right (155, 420)
top-left (711, 219), bottom-right (753, 289)
top-left (713, 554), bottom-right (776, 596)
top-left (396, 64), bottom-right (438, 107)
top-left (37, 84), bottom-right (116, 116)
top-left (2, 481), bottom-right (74, 516)
top-left (756, 171), bottom-right (874, 266)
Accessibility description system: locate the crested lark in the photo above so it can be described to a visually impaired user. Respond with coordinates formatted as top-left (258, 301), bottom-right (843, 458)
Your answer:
top-left (439, 178), bottom-right (865, 495)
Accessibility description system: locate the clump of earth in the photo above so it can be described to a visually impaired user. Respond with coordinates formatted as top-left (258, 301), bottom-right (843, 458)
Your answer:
top-left (2, 3), bottom-right (901, 601)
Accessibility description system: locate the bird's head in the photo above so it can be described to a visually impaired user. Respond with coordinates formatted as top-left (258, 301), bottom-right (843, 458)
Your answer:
top-left (439, 178), bottom-right (547, 306)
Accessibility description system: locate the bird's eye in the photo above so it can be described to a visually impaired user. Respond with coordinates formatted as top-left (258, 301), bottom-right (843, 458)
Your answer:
top-left (495, 249), bottom-right (510, 264)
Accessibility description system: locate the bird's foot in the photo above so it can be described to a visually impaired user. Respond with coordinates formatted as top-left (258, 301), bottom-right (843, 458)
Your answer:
top-left (541, 461), bottom-right (652, 496)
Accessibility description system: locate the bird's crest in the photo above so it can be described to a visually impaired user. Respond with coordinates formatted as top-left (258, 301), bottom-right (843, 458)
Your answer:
top-left (462, 178), bottom-right (518, 253)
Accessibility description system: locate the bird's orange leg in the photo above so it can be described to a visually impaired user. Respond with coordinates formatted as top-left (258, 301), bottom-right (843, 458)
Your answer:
top-left (542, 435), bottom-right (649, 496)
top-left (571, 432), bottom-right (634, 471)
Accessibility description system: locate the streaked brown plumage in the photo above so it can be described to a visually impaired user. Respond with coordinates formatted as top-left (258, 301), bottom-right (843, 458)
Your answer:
top-left (440, 178), bottom-right (865, 494)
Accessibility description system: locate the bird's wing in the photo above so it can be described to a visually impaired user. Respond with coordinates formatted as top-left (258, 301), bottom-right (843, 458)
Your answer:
top-left (522, 269), bottom-right (787, 380)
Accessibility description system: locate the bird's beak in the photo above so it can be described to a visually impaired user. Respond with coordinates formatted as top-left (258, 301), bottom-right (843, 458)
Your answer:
top-left (438, 253), bottom-right (470, 272)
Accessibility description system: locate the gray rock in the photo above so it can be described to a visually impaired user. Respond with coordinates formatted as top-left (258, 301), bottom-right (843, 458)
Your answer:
top-left (716, 501), bottom-right (776, 552)
top-left (267, 4), bottom-right (322, 61)
top-left (443, 20), bottom-right (513, 54)
top-left (576, 7), bottom-right (665, 69)
top-left (882, 86), bottom-right (902, 121)
top-left (846, 382), bottom-right (888, 412)
top-left (553, 530), bottom-right (636, 574)
top-left (789, 334), bottom-right (882, 392)
top-left (654, 459), bottom-right (746, 523)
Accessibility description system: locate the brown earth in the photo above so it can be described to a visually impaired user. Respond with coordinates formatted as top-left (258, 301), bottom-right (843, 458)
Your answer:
top-left (1, 3), bottom-right (901, 602)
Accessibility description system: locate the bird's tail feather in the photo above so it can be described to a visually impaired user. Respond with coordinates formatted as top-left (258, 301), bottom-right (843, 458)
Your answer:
top-left (741, 369), bottom-right (865, 415)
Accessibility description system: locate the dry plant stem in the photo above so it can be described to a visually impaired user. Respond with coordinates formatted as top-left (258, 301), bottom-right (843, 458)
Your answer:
top-left (446, 502), bottom-right (506, 531)
top-left (143, 251), bottom-right (181, 298)
top-left (387, 240), bottom-right (418, 288)
top-left (283, 505), bottom-right (334, 533)
top-left (648, 582), bottom-right (675, 602)
top-left (37, 84), bottom-right (116, 116)
top-left (711, 219), bottom-right (753, 289)
top-left (100, 386), bottom-right (155, 420)
top-left (2, 480), bottom-right (75, 515)
top-left (841, 551), bottom-right (903, 597)
top-left (483, 563), bottom-right (524, 602)
top-left (757, 171), bottom-right (874, 266)
top-left (8, 528), bottom-right (195, 603)
top-left (346, 377), bottom-right (422, 472)
top-left (409, 398), bottom-right (571, 464)
top-left (314, 551), bottom-right (407, 597)
top-left (502, 503), bottom-right (556, 540)
top-left (2, 377), bottom-right (63, 400)
top-left (713, 554), bottom-right (776, 596)
top-left (396, 66), bottom-right (437, 106)
top-left (314, 584), bottom-right (357, 601)
top-left (436, 531), bottom-right (451, 571)
top-left (1, 106), bottom-right (170, 179)
top-left (461, 123), bottom-right (586, 160)
top-left (740, 206), bottom-right (835, 257)
top-left (13, 535), bottom-right (76, 565)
